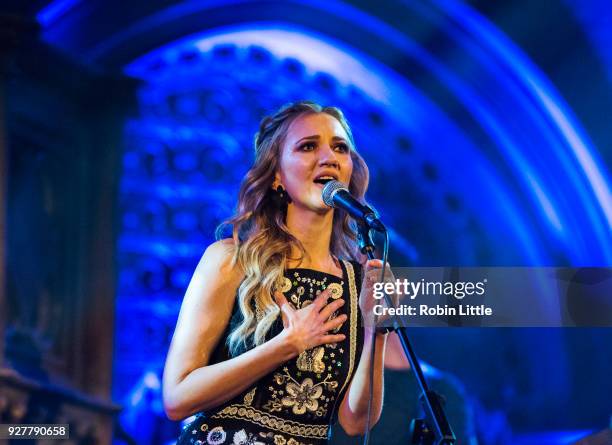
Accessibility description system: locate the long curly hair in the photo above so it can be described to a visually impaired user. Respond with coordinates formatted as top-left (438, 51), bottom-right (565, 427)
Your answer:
top-left (217, 101), bottom-right (370, 356)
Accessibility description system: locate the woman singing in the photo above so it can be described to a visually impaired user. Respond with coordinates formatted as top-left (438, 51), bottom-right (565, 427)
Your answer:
top-left (163, 101), bottom-right (388, 445)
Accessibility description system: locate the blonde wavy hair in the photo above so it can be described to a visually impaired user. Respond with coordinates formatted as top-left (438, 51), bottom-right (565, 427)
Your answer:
top-left (217, 101), bottom-right (370, 356)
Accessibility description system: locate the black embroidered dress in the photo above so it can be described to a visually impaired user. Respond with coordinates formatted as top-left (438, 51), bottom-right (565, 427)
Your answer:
top-left (177, 260), bottom-right (363, 445)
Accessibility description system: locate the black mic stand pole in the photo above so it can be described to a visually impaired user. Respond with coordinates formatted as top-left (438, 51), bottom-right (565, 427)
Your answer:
top-left (356, 222), bottom-right (456, 445)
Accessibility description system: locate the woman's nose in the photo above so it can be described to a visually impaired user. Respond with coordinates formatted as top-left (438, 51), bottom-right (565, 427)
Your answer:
top-left (318, 145), bottom-right (340, 167)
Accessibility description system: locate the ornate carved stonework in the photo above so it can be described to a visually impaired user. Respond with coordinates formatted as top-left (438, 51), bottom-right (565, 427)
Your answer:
top-left (0, 367), bottom-right (119, 444)
top-left (0, 10), bottom-right (135, 443)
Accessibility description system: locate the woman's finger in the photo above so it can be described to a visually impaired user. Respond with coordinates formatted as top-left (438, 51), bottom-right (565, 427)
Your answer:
top-left (365, 259), bottom-right (384, 270)
top-left (322, 313), bottom-right (347, 332)
top-left (319, 333), bottom-right (346, 345)
top-left (319, 298), bottom-right (345, 320)
top-left (364, 259), bottom-right (393, 282)
top-left (312, 287), bottom-right (333, 311)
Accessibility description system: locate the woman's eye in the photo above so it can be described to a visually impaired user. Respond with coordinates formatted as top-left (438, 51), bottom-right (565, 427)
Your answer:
top-left (334, 144), bottom-right (349, 153)
top-left (299, 142), bottom-right (316, 151)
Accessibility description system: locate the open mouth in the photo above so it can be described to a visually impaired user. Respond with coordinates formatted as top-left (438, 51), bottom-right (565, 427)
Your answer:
top-left (313, 176), bottom-right (336, 185)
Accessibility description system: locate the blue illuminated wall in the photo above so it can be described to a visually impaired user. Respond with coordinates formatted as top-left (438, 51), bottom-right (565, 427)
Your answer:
top-left (114, 22), bottom-right (612, 442)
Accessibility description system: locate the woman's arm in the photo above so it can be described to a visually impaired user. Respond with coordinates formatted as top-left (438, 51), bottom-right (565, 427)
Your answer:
top-left (162, 239), bottom-right (347, 421)
top-left (338, 259), bottom-right (392, 435)
top-left (338, 330), bottom-right (388, 435)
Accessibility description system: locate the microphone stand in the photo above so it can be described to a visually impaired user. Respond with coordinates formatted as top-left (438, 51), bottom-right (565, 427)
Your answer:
top-left (356, 222), bottom-right (456, 445)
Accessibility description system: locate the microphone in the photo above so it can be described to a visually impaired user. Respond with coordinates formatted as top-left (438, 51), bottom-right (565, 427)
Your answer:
top-left (321, 180), bottom-right (385, 232)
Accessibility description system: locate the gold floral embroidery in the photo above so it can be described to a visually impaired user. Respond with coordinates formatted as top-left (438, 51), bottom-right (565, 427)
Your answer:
top-left (244, 387), bottom-right (256, 406)
top-left (206, 426), bottom-right (227, 444)
top-left (262, 398), bottom-right (283, 413)
top-left (211, 404), bottom-right (328, 439)
top-left (264, 368), bottom-right (337, 417)
top-left (290, 271), bottom-right (328, 290)
top-left (277, 276), bottom-right (292, 293)
top-left (326, 282), bottom-right (343, 299)
top-left (296, 347), bottom-right (325, 373)
top-left (281, 378), bottom-right (322, 415)
top-left (232, 428), bottom-right (266, 445)
top-left (268, 434), bottom-right (310, 445)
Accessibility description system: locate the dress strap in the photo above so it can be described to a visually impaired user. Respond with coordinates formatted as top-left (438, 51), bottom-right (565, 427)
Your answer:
top-left (338, 260), bottom-right (359, 396)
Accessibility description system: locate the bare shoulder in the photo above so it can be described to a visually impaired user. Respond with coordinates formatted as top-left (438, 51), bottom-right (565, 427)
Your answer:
top-left (177, 238), bottom-right (243, 316)
top-left (206, 237), bottom-right (236, 254)
top-left (196, 238), bottom-right (242, 281)
top-left (202, 238), bottom-right (236, 263)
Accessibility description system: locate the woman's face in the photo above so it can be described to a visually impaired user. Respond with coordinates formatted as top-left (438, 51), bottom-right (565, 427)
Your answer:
top-left (276, 112), bottom-right (354, 213)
